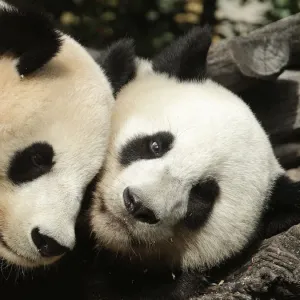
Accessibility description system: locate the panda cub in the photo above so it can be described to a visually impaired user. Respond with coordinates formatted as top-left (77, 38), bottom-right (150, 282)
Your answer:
top-left (88, 27), bottom-right (300, 299)
top-left (0, 0), bottom-right (131, 270)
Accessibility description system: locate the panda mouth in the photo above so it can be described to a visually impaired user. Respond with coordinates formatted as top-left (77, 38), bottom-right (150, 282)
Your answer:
top-left (97, 192), bottom-right (131, 230)
top-left (0, 234), bottom-right (37, 263)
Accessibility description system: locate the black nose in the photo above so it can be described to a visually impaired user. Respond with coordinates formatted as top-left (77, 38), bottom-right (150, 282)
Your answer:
top-left (123, 187), bottom-right (159, 224)
top-left (31, 228), bottom-right (70, 257)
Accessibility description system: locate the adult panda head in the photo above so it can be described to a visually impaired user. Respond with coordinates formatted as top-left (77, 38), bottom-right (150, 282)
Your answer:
top-left (91, 26), bottom-right (300, 271)
top-left (0, 1), bottom-right (134, 268)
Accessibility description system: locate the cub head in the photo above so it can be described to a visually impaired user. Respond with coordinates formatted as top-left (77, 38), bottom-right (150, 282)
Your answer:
top-left (91, 27), bottom-right (298, 271)
top-left (0, 2), bottom-right (133, 267)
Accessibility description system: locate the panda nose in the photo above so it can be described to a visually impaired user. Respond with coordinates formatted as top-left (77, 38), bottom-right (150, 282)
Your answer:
top-left (123, 187), bottom-right (159, 224)
top-left (31, 228), bottom-right (70, 257)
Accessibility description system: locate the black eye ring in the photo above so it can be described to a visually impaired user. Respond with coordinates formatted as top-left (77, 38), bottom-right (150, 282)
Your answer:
top-left (8, 142), bottom-right (55, 185)
top-left (149, 140), bottom-right (161, 156)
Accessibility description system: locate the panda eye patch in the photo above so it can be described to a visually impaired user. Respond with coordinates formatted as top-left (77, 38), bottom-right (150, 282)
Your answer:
top-left (8, 142), bottom-right (54, 184)
top-left (119, 131), bottom-right (174, 166)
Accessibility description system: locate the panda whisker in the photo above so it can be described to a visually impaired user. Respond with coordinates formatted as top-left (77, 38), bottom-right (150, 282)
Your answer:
top-left (5, 264), bottom-right (13, 281)
top-left (14, 266), bottom-right (21, 283)
top-left (130, 246), bottom-right (138, 258)
top-left (114, 248), bottom-right (120, 259)
top-left (21, 266), bottom-right (27, 279)
top-left (138, 252), bottom-right (142, 262)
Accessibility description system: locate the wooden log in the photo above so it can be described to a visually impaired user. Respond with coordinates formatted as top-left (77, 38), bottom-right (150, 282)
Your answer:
top-left (207, 13), bottom-right (300, 92)
top-left (193, 223), bottom-right (300, 300)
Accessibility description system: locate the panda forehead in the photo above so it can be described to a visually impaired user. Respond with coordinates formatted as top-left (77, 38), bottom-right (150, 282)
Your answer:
top-left (113, 76), bottom-right (259, 154)
top-left (113, 104), bottom-right (203, 154)
top-left (115, 74), bottom-right (245, 118)
top-left (0, 36), bottom-right (112, 135)
top-left (115, 80), bottom-right (220, 128)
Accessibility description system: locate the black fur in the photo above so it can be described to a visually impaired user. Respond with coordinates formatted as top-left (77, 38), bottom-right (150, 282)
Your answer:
top-left (152, 26), bottom-right (211, 81)
top-left (8, 142), bottom-right (54, 184)
top-left (0, 242), bottom-right (210, 300)
top-left (98, 38), bottom-right (136, 97)
top-left (119, 131), bottom-right (174, 166)
top-left (184, 178), bottom-right (220, 230)
top-left (83, 251), bottom-right (209, 300)
top-left (0, 6), bottom-right (61, 76)
top-left (262, 174), bottom-right (300, 238)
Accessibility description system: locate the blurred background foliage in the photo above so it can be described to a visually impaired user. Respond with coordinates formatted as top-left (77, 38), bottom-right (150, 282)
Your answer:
top-left (8, 0), bottom-right (300, 57)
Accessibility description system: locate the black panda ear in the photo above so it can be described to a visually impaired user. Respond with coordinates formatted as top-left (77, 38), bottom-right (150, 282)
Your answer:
top-left (262, 175), bottom-right (300, 238)
top-left (152, 26), bottom-right (212, 81)
top-left (98, 39), bottom-right (136, 97)
top-left (0, 7), bottom-right (62, 76)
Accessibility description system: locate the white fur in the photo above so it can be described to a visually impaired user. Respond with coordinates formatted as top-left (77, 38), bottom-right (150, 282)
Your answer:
top-left (0, 32), bottom-right (114, 266)
top-left (91, 66), bottom-right (283, 270)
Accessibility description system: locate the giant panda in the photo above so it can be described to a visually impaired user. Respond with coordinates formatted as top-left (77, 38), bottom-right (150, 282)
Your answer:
top-left (84, 27), bottom-right (300, 299)
top-left (0, 0), bottom-right (134, 271)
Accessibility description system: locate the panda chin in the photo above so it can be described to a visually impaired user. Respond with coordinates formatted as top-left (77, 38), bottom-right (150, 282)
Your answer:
top-left (93, 215), bottom-right (182, 266)
top-left (0, 236), bottom-right (59, 268)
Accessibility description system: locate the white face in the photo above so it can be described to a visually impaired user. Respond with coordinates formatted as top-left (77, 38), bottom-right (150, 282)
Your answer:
top-left (91, 72), bottom-right (283, 270)
top-left (0, 36), bottom-right (113, 267)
